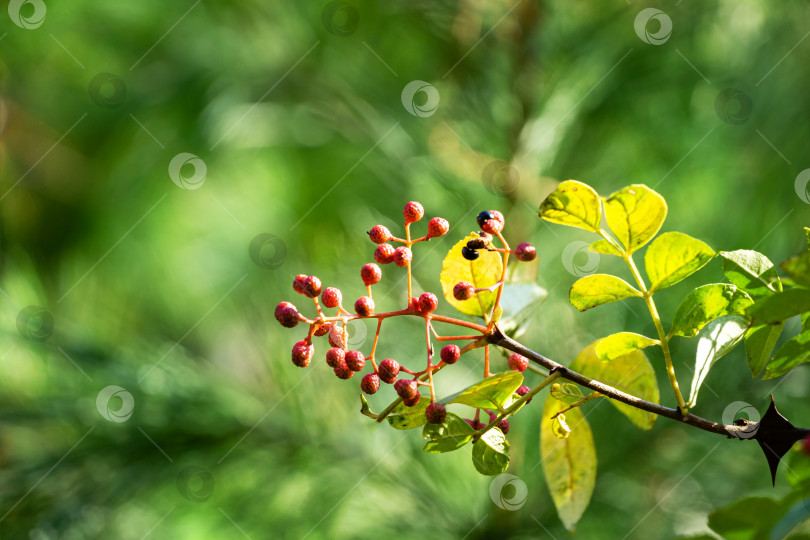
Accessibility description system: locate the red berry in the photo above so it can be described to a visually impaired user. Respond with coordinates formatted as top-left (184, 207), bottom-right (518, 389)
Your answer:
top-left (418, 292), bottom-right (438, 313)
top-left (427, 217), bottom-right (449, 238)
top-left (361, 373), bottom-right (380, 394)
top-left (508, 353), bottom-right (529, 373)
top-left (354, 296), bottom-right (375, 316)
top-left (802, 435), bottom-right (810, 456)
top-left (403, 391), bottom-right (422, 407)
top-left (328, 324), bottom-right (348, 349)
top-left (514, 242), bottom-right (536, 262)
top-left (274, 301), bottom-right (299, 328)
top-left (291, 340), bottom-right (313, 367)
top-left (313, 321), bottom-right (333, 337)
top-left (325, 347), bottom-right (346, 368)
top-left (368, 225), bottom-right (392, 244)
top-left (481, 210), bottom-right (505, 235)
top-left (345, 350), bottom-right (366, 371)
top-left (334, 365), bottom-right (354, 379)
top-left (361, 263), bottom-right (382, 286)
top-left (403, 201), bottom-right (424, 224)
top-left (374, 244), bottom-right (396, 265)
top-left (293, 274), bottom-right (308, 294)
top-left (464, 418), bottom-right (485, 430)
top-left (453, 281), bottom-right (475, 301)
top-left (425, 403), bottom-right (447, 424)
top-left (394, 379), bottom-right (418, 401)
top-left (440, 344), bottom-right (460, 365)
top-left (322, 287), bottom-right (342, 308)
top-left (393, 247), bottom-right (412, 267)
top-left (303, 276), bottom-right (322, 298)
top-left (516, 385), bottom-right (532, 404)
top-left (498, 418), bottom-right (510, 435)
top-left (378, 359), bottom-right (400, 383)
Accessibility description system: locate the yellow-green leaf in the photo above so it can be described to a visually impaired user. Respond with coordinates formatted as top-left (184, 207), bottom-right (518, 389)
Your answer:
top-left (471, 428), bottom-right (510, 475)
top-left (440, 371), bottom-right (523, 410)
top-left (550, 383), bottom-right (584, 405)
top-left (603, 184), bottom-right (667, 253)
top-left (589, 239), bottom-right (622, 256)
top-left (538, 180), bottom-right (602, 232)
top-left (669, 284), bottom-right (753, 338)
top-left (571, 341), bottom-right (660, 430)
top-left (595, 332), bottom-right (658, 362)
top-left (440, 232), bottom-right (503, 317)
top-left (645, 232), bottom-right (715, 292)
top-left (744, 322), bottom-right (783, 377)
top-left (541, 394), bottom-right (596, 532)
top-left (569, 274), bottom-right (641, 312)
top-left (551, 413), bottom-right (572, 439)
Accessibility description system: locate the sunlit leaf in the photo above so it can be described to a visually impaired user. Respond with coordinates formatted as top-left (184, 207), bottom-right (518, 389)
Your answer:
top-left (589, 239), bottom-right (622, 256)
top-left (550, 383), bottom-right (584, 405)
top-left (687, 315), bottom-right (748, 408)
top-left (669, 284), bottom-right (753, 338)
top-left (541, 394), bottom-right (596, 532)
top-left (763, 329), bottom-right (810, 380)
top-left (746, 289), bottom-right (810, 325)
top-left (645, 232), bottom-right (715, 292)
top-left (595, 332), bottom-right (658, 361)
top-left (569, 274), bottom-right (641, 312)
top-left (439, 232), bottom-right (503, 318)
top-left (571, 341), bottom-right (659, 430)
top-left (538, 180), bottom-right (602, 232)
top-left (719, 250), bottom-right (781, 297)
top-left (744, 323), bottom-right (783, 377)
top-left (387, 396), bottom-right (431, 430)
top-left (551, 414), bottom-right (571, 439)
top-left (422, 412), bottom-right (475, 453)
top-left (602, 184), bottom-right (667, 253)
top-left (471, 428), bottom-right (510, 475)
top-left (440, 371), bottom-right (523, 410)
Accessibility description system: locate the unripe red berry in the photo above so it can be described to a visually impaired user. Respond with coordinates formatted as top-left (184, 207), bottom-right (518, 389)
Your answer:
top-left (418, 292), bottom-right (438, 313)
top-left (303, 275), bottom-right (322, 298)
top-left (325, 347), bottom-right (346, 368)
top-left (440, 344), bottom-right (460, 365)
top-left (425, 403), bottom-right (447, 424)
top-left (464, 418), bottom-right (485, 430)
top-left (328, 324), bottom-right (348, 349)
top-left (480, 210), bottom-right (505, 234)
top-left (374, 244), bottom-right (396, 265)
top-left (361, 373), bottom-right (380, 394)
top-left (802, 435), bottom-right (810, 456)
top-left (274, 301), bottom-right (299, 328)
top-left (393, 247), bottom-right (412, 267)
top-left (498, 418), bottom-right (510, 435)
top-left (345, 350), bottom-right (366, 371)
top-left (453, 281), bottom-right (475, 301)
top-left (314, 321), bottom-right (333, 337)
top-left (394, 379), bottom-right (418, 401)
top-left (508, 353), bottom-right (529, 373)
top-left (360, 263), bottom-right (382, 286)
top-left (368, 225), bottom-right (392, 244)
top-left (403, 391), bottom-right (422, 407)
top-left (291, 340), bottom-right (313, 367)
top-left (378, 359), bottom-right (400, 383)
top-left (293, 274), bottom-right (308, 294)
top-left (334, 365), bottom-right (354, 379)
top-left (403, 201), bottom-right (424, 224)
top-left (514, 242), bottom-right (536, 262)
top-left (476, 211), bottom-right (495, 228)
top-left (481, 219), bottom-right (503, 235)
top-left (516, 385), bottom-right (532, 404)
top-left (322, 287), bottom-right (342, 308)
top-left (427, 217), bottom-right (449, 238)
top-left (354, 296), bottom-right (375, 316)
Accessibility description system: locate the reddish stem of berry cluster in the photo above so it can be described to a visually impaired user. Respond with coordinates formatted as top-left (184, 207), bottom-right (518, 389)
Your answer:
top-left (275, 202), bottom-right (537, 427)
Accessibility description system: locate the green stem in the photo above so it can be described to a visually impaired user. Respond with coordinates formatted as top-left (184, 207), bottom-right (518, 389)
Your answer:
top-left (476, 371), bottom-right (562, 439)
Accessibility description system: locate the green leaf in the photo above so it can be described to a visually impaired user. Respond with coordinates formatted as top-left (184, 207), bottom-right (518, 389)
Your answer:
top-left (744, 322), bottom-right (783, 377)
top-left (551, 414), bottom-right (572, 438)
top-left (644, 232), bottom-right (715, 292)
top-left (571, 341), bottom-right (659, 430)
top-left (669, 284), bottom-right (753, 338)
top-left (386, 396), bottom-right (431, 430)
top-left (550, 383), bottom-right (584, 405)
top-left (746, 288), bottom-right (810, 325)
top-left (589, 239), bottom-right (622, 256)
top-left (595, 332), bottom-right (658, 361)
top-left (541, 394), bottom-right (596, 532)
top-left (471, 428), bottom-right (510, 475)
top-left (763, 329), bottom-right (810, 380)
top-left (422, 412), bottom-right (475, 453)
top-left (441, 371), bottom-right (523, 410)
top-left (687, 315), bottom-right (749, 408)
top-left (538, 180), bottom-right (602, 233)
top-left (781, 250), bottom-right (810, 283)
top-left (569, 274), bottom-right (641, 312)
top-left (708, 496), bottom-right (782, 540)
top-left (602, 184), bottom-right (667, 254)
top-left (719, 249), bottom-right (781, 297)
top-left (439, 232), bottom-right (503, 318)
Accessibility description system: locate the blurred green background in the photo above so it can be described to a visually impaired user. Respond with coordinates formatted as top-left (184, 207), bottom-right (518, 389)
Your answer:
top-left (1, 0), bottom-right (809, 538)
